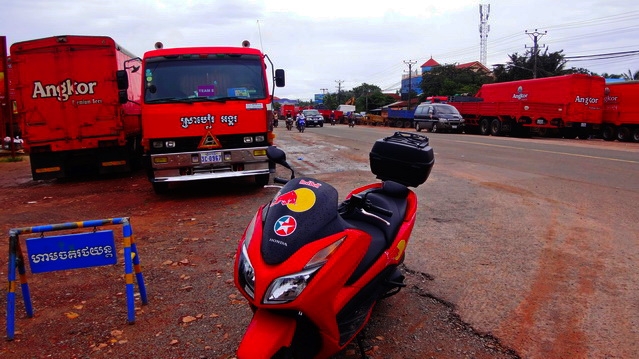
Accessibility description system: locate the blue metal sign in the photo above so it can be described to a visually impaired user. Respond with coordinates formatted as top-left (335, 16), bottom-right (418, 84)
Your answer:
top-left (26, 230), bottom-right (117, 273)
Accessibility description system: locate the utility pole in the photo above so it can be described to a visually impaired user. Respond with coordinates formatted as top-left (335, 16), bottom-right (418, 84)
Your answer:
top-left (403, 60), bottom-right (417, 110)
top-left (525, 29), bottom-right (547, 79)
top-left (320, 88), bottom-right (328, 94)
top-left (335, 80), bottom-right (344, 106)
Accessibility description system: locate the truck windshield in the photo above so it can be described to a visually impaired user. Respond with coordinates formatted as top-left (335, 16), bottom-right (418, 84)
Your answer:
top-left (144, 55), bottom-right (266, 103)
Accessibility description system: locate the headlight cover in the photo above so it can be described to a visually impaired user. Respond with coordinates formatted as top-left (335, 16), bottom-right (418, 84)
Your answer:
top-left (237, 214), bottom-right (259, 298)
top-left (263, 237), bottom-right (344, 304)
top-left (264, 266), bottom-right (320, 304)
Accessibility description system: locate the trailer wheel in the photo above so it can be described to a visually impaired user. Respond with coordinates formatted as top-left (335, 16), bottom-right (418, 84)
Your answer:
top-left (601, 125), bottom-right (616, 141)
top-left (479, 119), bottom-right (490, 135)
top-left (490, 119), bottom-right (501, 136)
top-left (633, 129), bottom-right (639, 142)
top-left (617, 126), bottom-right (631, 142)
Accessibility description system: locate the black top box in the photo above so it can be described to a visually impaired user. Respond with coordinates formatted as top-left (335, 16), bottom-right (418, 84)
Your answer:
top-left (369, 132), bottom-right (434, 187)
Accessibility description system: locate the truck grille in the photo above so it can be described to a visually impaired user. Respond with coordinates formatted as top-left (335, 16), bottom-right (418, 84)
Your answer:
top-left (149, 133), bottom-right (267, 154)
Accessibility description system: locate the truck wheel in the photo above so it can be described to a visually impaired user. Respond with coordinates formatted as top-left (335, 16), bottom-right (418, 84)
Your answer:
top-left (490, 119), bottom-right (501, 136)
top-left (633, 129), bottom-right (639, 142)
top-left (255, 174), bottom-right (270, 186)
top-left (479, 119), bottom-right (490, 135)
top-left (617, 126), bottom-right (631, 142)
top-left (431, 124), bottom-right (438, 133)
top-left (602, 126), bottom-right (616, 141)
top-left (415, 122), bottom-right (423, 132)
top-left (152, 182), bottom-right (169, 194)
top-left (403, 121), bottom-right (412, 128)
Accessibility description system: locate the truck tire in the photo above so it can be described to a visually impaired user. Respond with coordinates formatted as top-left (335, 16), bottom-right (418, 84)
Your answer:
top-left (617, 126), bottom-right (631, 142)
top-left (633, 129), bottom-right (639, 142)
top-left (255, 174), bottom-right (270, 187)
top-left (415, 122), bottom-right (423, 132)
top-left (490, 119), bottom-right (501, 136)
top-left (431, 123), bottom-right (439, 133)
top-left (479, 119), bottom-right (490, 135)
top-left (601, 125), bottom-right (616, 141)
top-left (152, 182), bottom-right (169, 194)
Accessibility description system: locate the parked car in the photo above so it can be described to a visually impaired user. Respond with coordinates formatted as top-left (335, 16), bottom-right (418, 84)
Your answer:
top-left (302, 109), bottom-right (324, 127)
top-left (413, 103), bottom-right (465, 133)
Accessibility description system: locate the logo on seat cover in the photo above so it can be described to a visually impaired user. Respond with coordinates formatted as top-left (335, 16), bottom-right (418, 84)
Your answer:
top-left (274, 215), bottom-right (297, 236)
top-left (271, 188), bottom-right (316, 212)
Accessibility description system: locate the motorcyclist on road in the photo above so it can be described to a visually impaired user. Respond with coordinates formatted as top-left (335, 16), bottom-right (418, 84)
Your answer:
top-left (329, 111), bottom-right (336, 125)
top-left (296, 111), bottom-right (305, 126)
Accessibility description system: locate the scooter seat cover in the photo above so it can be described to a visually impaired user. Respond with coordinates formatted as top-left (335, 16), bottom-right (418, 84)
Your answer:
top-left (262, 177), bottom-right (348, 265)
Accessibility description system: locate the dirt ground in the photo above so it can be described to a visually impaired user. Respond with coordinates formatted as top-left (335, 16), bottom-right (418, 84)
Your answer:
top-left (0, 135), bottom-right (520, 359)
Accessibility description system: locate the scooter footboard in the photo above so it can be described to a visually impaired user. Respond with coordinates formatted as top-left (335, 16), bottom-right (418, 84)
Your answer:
top-left (237, 310), bottom-right (297, 359)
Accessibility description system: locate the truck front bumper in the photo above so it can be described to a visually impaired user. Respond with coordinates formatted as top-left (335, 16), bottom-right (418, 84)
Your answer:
top-left (147, 146), bottom-right (270, 183)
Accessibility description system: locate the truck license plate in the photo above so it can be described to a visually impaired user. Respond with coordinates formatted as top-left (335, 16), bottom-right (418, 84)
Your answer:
top-left (452, 125), bottom-right (458, 129)
top-left (536, 119), bottom-right (544, 125)
top-left (201, 151), bottom-right (222, 164)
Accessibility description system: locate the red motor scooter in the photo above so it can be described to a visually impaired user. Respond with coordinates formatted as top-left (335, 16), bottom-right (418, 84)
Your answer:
top-left (234, 132), bottom-right (434, 359)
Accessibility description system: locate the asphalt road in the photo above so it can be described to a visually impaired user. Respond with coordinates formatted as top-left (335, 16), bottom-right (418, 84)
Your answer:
top-left (274, 124), bottom-right (639, 358)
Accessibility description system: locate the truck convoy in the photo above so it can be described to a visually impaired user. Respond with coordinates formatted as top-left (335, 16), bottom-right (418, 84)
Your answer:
top-left (131, 41), bottom-right (285, 193)
top-left (9, 35), bottom-right (143, 180)
top-left (366, 74), bottom-right (638, 142)
top-left (448, 74), bottom-right (605, 138)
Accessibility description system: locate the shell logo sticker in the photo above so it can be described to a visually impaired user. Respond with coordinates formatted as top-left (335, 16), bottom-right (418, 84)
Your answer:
top-left (274, 215), bottom-right (297, 236)
top-left (392, 240), bottom-right (407, 261)
top-left (198, 131), bottom-right (221, 149)
top-left (270, 188), bottom-right (316, 212)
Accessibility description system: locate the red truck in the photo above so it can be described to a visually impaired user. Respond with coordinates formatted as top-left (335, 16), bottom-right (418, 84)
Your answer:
top-left (602, 81), bottom-right (639, 142)
top-left (9, 35), bottom-right (142, 180)
top-left (130, 41), bottom-right (285, 193)
top-left (449, 74), bottom-right (605, 138)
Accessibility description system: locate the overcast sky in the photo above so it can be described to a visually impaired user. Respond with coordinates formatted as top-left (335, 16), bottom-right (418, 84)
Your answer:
top-left (2, 0), bottom-right (638, 100)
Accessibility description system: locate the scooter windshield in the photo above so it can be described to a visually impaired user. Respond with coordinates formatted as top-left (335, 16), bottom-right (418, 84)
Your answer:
top-left (261, 177), bottom-right (347, 265)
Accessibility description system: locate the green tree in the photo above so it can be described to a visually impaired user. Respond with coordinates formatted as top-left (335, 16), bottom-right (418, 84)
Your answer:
top-left (420, 64), bottom-right (492, 97)
top-left (350, 83), bottom-right (393, 112)
top-left (622, 69), bottom-right (639, 80)
top-left (492, 48), bottom-right (593, 82)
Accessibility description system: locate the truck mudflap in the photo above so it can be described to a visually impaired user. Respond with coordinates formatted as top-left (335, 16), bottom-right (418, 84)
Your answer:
top-left (236, 309), bottom-right (297, 359)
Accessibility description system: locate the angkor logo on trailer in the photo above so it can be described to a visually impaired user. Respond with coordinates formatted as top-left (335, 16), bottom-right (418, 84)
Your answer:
top-left (512, 86), bottom-right (529, 100)
top-left (32, 79), bottom-right (98, 102)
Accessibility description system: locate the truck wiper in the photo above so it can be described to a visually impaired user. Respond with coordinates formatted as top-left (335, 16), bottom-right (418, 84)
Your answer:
top-left (145, 97), bottom-right (194, 104)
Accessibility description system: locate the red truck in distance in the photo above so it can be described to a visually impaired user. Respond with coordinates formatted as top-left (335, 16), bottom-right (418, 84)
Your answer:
top-left (9, 35), bottom-right (142, 180)
top-left (602, 81), bottom-right (639, 142)
top-left (448, 74), bottom-right (605, 138)
top-left (128, 41), bottom-right (285, 193)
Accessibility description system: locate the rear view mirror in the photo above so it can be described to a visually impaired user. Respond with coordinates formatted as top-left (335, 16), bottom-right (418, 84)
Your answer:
top-left (118, 89), bottom-right (128, 104)
top-left (274, 69), bottom-right (285, 87)
top-left (116, 70), bottom-right (129, 90)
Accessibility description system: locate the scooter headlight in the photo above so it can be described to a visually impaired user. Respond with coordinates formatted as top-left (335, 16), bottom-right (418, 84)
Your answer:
top-left (263, 266), bottom-right (320, 304)
top-left (238, 243), bottom-right (256, 298)
top-left (263, 237), bottom-right (344, 304)
top-left (237, 214), bottom-right (259, 298)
